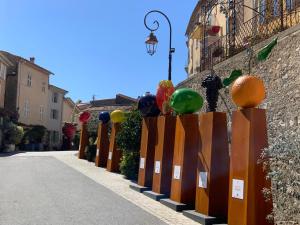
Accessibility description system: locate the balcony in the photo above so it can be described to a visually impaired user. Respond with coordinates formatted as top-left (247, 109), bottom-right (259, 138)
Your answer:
top-left (198, 1), bottom-right (300, 72)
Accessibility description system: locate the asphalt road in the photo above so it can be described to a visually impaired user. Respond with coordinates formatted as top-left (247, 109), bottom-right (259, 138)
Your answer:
top-left (0, 155), bottom-right (166, 225)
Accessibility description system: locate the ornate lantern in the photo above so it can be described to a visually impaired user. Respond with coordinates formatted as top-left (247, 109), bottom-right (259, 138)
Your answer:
top-left (145, 32), bottom-right (158, 56)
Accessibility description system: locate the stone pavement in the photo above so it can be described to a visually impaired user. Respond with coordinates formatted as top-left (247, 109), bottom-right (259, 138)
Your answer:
top-left (0, 151), bottom-right (200, 225)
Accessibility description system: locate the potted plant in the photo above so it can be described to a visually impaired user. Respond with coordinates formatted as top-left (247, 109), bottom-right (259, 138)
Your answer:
top-left (4, 124), bottom-right (24, 152)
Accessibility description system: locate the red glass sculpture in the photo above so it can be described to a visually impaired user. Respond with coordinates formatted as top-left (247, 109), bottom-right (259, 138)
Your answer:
top-left (156, 80), bottom-right (175, 114)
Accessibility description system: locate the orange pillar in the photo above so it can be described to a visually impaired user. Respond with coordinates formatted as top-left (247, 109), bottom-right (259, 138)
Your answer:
top-left (184, 112), bottom-right (230, 223)
top-left (151, 115), bottom-right (176, 196)
top-left (78, 123), bottom-right (88, 159)
top-left (137, 117), bottom-right (157, 188)
top-left (228, 108), bottom-right (273, 225)
top-left (106, 123), bottom-right (122, 173)
top-left (161, 114), bottom-right (199, 211)
top-left (95, 122), bottom-right (110, 167)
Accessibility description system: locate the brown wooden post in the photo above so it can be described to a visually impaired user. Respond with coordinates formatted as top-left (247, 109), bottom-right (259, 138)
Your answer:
top-left (137, 117), bottom-right (157, 188)
top-left (106, 123), bottom-right (122, 173)
top-left (184, 112), bottom-right (230, 223)
top-left (151, 115), bottom-right (176, 196)
top-left (78, 123), bottom-right (88, 159)
top-left (161, 114), bottom-right (199, 211)
top-left (228, 108), bottom-right (273, 225)
top-left (95, 122), bottom-right (110, 167)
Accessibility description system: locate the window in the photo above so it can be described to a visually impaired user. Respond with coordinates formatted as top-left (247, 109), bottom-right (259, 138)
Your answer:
top-left (286, 0), bottom-right (293, 11)
top-left (24, 99), bottom-right (30, 118)
top-left (42, 82), bottom-right (46, 93)
top-left (27, 73), bottom-right (32, 87)
top-left (52, 93), bottom-right (58, 103)
top-left (51, 109), bottom-right (58, 120)
top-left (39, 105), bottom-right (44, 121)
top-left (273, 0), bottom-right (279, 16)
top-left (259, 0), bottom-right (267, 23)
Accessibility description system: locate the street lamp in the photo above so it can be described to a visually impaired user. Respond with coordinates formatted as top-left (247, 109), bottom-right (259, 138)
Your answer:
top-left (145, 32), bottom-right (158, 56)
top-left (144, 10), bottom-right (175, 81)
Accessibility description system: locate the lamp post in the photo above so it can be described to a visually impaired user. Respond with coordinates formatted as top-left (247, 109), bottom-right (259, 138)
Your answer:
top-left (144, 10), bottom-right (175, 81)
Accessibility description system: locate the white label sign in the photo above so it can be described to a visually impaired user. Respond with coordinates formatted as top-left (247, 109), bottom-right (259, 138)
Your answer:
top-left (198, 172), bottom-right (208, 188)
top-left (232, 179), bottom-right (244, 200)
top-left (173, 165), bottom-right (181, 180)
top-left (108, 152), bottom-right (112, 160)
top-left (154, 161), bottom-right (161, 174)
top-left (140, 158), bottom-right (145, 169)
top-left (96, 149), bottom-right (100, 156)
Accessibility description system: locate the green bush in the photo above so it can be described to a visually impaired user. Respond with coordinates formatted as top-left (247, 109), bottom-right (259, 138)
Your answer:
top-left (86, 112), bottom-right (99, 133)
top-left (84, 135), bottom-right (98, 162)
top-left (5, 124), bottom-right (24, 145)
top-left (72, 132), bottom-right (80, 150)
top-left (85, 144), bottom-right (96, 162)
top-left (24, 125), bottom-right (46, 143)
top-left (120, 152), bottom-right (140, 180)
top-left (116, 109), bottom-right (142, 180)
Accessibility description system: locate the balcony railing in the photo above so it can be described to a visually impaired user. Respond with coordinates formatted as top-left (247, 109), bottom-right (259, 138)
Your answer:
top-left (200, 1), bottom-right (300, 72)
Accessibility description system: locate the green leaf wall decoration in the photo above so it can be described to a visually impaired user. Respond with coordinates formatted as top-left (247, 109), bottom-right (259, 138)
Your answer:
top-left (257, 38), bottom-right (278, 61)
top-left (223, 69), bottom-right (243, 87)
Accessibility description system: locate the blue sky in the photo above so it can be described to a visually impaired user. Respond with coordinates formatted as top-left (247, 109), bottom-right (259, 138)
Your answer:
top-left (0, 0), bottom-right (198, 102)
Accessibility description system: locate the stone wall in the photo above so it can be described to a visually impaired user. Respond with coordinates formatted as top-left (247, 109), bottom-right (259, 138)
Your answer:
top-left (177, 24), bottom-right (300, 139)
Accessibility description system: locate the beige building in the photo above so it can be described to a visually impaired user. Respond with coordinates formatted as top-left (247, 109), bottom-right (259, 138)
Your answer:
top-left (48, 85), bottom-right (67, 149)
top-left (186, 0), bottom-right (257, 75)
top-left (2, 51), bottom-right (53, 127)
top-left (186, 1), bottom-right (227, 75)
top-left (185, 0), bottom-right (299, 75)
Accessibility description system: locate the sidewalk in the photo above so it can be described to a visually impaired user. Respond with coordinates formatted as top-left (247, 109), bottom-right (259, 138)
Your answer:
top-left (52, 152), bottom-right (200, 225)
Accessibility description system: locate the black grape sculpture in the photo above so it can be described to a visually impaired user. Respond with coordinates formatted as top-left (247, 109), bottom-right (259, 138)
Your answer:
top-left (201, 73), bottom-right (223, 112)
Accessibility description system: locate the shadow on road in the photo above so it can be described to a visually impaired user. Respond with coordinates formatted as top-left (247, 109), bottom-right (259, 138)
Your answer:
top-left (0, 151), bottom-right (25, 157)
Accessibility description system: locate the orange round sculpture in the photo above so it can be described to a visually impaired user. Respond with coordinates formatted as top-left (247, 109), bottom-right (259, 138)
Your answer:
top-left (231, 75), bottom-right (265, 108)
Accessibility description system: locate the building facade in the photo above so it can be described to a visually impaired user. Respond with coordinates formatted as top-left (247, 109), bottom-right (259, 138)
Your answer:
top-left (2, 51), bottom-right (53, 127)
top-left (48, 85), bottom-right (67, 149)
top-left (1, 51), bottom-right (70, 150)
top-left (186, 0), bottom-right (300, 75)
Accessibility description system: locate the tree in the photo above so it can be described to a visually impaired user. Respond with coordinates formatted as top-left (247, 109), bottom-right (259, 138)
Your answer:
top-left (116, 109), bottom-right (142, 180)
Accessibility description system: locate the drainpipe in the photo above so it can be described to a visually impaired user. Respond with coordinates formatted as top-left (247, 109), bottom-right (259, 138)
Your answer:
top-left (16, 62), bottom-right (21, 115)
